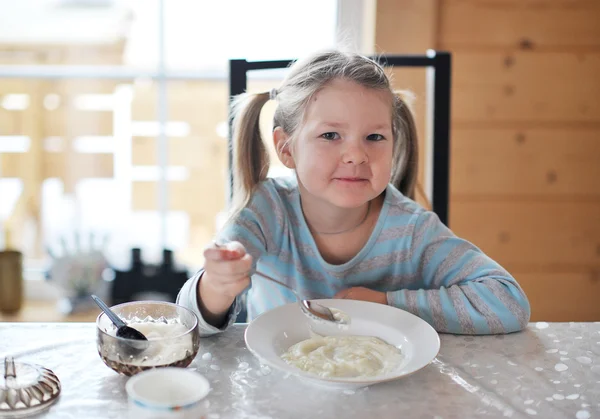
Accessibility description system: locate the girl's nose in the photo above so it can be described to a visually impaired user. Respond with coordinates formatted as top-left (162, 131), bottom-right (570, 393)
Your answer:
top-left (342, 143), bottom-right (368, 165)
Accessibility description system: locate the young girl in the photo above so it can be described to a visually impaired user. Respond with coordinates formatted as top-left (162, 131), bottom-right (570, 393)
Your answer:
top-left (177, 50), bottom-right (530, 336)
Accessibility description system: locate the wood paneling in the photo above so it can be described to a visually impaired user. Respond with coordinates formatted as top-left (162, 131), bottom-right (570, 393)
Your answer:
top-left (130, 81), bottom-right (229, 175)
top-left (452, 52), bottom-right (600, 86)
top-left (0, 80), bottom-right (32, 92)
top-left (452, 52), bottom-right (600, 122)
top-left (375, 0), bottom-right (438, 206)
top-left (452, 82), bottom-right (600, 123)
top-left (1, 154), bottom-right (24, 177)
top-left (516, 271), bottom-right (600, 322)
top-left (376, 0), bottom-right (438, 52)
top-left (433, 0), bottom-right (600, 321)
top-left (450, 201), bottom-right (600, 271)
top-left (45, 110), bottom-right (113, 137)
top-left (45, 153), bottom-right (114, 179)
top-left (1, 153), bottom-right (113, 179)
top-left (132, 178), bottom-right (227, 217)
top-left (451, 128), bottom-right (600, 196)
top-left (133, 137), bottom-right (188, 166)
top-left (131, 81), bottom-right (228, 122)
top-left (0, 110), bottom-right (20, 135)
top-left (52, 80), bottom-right (119, 95)
top-left (12, 82), bottom-right (45, 254)
top-left (439, 0), bottom-right (600, 50)
top-left (131, 136), bottom-right (226, 169)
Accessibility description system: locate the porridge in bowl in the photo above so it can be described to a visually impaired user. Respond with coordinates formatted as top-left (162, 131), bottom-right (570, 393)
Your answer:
top-left (281, 334), bottom-right (403, 378)
top-left (244, 299), bottom-right (440, 388)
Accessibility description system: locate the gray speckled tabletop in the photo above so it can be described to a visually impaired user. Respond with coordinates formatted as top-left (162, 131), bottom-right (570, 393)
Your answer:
top-left (0, 322), bottom-right (598, 419)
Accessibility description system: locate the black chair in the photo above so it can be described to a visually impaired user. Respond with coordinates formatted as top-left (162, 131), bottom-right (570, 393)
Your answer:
top-left (227, 51), bottom-right (452, 225)
top-left (111, 248), bottom-right (189, 305)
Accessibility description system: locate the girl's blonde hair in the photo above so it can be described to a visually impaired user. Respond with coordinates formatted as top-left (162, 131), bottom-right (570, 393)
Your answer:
top-left (230, 50), bottom-right (418, 214)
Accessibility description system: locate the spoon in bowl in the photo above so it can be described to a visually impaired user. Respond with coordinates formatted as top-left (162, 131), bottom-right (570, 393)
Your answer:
top-left (91, 295), bottom-right (149, 353)
top-left (212, 241), bottom-right (349, 326)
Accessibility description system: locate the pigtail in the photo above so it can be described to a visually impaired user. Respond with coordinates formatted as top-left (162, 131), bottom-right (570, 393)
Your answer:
top-left (390, 91), bottom-right (419, 200)
top-left (229, 91), bottom-right (271, 214)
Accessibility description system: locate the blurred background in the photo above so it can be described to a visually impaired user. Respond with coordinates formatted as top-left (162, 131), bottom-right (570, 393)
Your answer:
top-left (0, 0), bottom-right (598, 323)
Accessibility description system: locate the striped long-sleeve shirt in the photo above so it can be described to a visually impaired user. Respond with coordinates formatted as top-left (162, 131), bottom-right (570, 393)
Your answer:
top-left (177, 176), bottom-right (530, 336)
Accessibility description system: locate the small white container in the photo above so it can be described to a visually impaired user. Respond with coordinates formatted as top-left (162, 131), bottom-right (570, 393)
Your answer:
top-left (125, 368), bottom-right (210, 419)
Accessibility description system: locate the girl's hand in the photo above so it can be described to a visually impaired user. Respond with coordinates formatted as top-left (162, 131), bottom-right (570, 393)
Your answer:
top-left (197, 241), bottom-right (252, 327)
top-left (202, 241), bottom-right (252, 300)
top-left (333, 287), bottom-right (387, 305)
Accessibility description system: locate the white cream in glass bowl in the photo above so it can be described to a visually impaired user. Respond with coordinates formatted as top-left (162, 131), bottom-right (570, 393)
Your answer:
top-left (96, 301), bottom-right (200, 376)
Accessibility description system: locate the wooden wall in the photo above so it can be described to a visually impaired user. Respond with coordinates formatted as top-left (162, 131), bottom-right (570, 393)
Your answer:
top-left (376, 0), bottom-right (600, 321)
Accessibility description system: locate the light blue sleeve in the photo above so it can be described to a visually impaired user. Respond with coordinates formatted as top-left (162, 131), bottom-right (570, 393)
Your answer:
top-left (387, 211), bottom-right (530, 335)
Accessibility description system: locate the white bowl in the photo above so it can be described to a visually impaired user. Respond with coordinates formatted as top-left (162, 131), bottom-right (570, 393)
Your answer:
top-left (244, 299), bottom-right (440, 389)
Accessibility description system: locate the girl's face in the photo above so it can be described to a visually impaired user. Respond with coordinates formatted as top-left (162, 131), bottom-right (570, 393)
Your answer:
top-left (275, 78), bottom-right (394, 209)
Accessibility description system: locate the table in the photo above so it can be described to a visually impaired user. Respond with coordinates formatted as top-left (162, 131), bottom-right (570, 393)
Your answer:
top-left (0, 322), bottom-right (598, 419)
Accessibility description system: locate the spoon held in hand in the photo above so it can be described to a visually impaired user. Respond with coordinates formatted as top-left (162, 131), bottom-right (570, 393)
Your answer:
top-left (212, 241), bottom-right (349, 326)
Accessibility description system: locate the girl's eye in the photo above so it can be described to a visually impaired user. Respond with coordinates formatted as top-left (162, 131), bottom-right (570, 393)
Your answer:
top-left (321, 132), bottom-right (340, 141)
top-left (367, 134), bottom-right (385, 141)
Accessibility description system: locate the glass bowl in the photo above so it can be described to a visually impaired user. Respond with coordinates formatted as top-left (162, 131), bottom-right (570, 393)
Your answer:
top-left (96, 301), bottom-right (200, 376)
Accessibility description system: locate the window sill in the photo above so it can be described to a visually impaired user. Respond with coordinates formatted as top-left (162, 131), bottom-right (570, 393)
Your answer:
top-left (0, 300), bottom-right (100, 322)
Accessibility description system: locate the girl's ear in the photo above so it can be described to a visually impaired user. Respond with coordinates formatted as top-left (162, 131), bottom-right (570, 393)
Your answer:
top-left (273, 126), bottom-right (296, 169)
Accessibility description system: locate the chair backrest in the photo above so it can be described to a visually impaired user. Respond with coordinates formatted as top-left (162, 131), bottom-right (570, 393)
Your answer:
top-left (227, 52), bottom-right (452, 226)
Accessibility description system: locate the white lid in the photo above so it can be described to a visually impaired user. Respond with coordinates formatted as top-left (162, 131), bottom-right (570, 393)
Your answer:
top-left (125, 367), bottom-right (210, 409)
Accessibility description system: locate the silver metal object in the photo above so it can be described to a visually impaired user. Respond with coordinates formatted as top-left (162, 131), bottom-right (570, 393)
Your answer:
top-left (212, 241), bottom-right (347, 325)
top-left (0, 356), bottom-right (61, 417)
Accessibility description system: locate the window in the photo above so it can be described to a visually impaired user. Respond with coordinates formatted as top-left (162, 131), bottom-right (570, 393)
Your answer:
top-left (0, 0), bottom-right (352, 284)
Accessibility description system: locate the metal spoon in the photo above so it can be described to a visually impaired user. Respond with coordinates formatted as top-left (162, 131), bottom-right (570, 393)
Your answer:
top-left (255, 270), bottom-right (347, 325)
top-left (212, 241), bottom-right (347, 325)
top-left (91, 295), bottom-right (149, 353)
